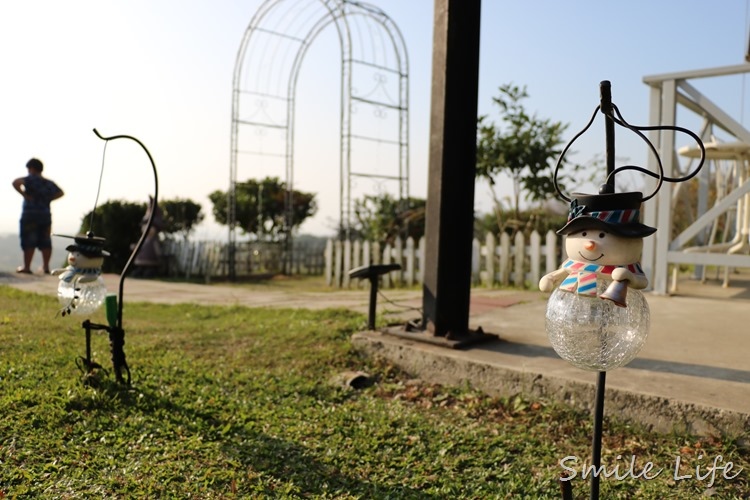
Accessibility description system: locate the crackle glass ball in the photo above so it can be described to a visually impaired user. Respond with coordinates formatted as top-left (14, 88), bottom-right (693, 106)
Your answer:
top-left (545, 280), bottom-right (650, 371)
top-left (57, 277), bottom-right (107, 316)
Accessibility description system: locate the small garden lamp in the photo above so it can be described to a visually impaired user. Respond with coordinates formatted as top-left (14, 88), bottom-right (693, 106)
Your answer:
top-left (53, 128), bottom-right (158, 386)
top-left (540, 192), bottom-right (653, 371)
top-left (540, 81), bottom-right (704, 499)
top-left (53, 232), bottom-right (111, 317)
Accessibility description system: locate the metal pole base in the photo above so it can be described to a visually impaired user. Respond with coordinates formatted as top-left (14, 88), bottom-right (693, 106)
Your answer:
top-left (382, 322), bottom-right (497, 349)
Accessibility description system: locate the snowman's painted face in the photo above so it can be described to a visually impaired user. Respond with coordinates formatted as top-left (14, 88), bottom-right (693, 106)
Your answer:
top-left (565, 229), bottom-right (643, 266)
top-left (68, 251), bottom-right (104, 268)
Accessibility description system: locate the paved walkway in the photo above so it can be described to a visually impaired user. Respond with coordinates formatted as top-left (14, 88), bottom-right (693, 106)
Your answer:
top-left (2, 270), bottom-right (748, 435)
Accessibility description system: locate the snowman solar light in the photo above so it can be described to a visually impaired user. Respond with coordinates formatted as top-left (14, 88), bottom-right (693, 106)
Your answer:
top-left (543, 81), bottom-right (705, 500)
top-left (49, 129), bottom-right (159, 386)
top-left (540, 81), bottom-right (706, 372)
top-left (540, 192), bottom-right (654, 371)
top-left (52, 232), bottom-right (110, 317)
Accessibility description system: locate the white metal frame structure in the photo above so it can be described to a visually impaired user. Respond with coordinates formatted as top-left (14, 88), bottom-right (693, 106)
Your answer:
top-left (642, 63), bottom-right (750, 294)
top-left (229, 0), bottom-right (409, 279)
top-left (677, 140), bottom-right (750, 288)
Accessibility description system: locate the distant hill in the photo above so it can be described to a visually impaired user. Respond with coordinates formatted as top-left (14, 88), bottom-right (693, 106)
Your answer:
top-left (293, 233), bottom-right (330, 251)
top-left (0, 233), bottom-right (65, 273)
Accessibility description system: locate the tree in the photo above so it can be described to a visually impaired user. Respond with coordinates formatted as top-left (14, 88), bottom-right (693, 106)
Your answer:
top-left (352, 194), bottom-right (426, 244)
top-left (79, 200), bottom-right (146, 273)
top-left (476, 84), bottom-right (577, 219)
top-left (160, 198), bottom-right (204, 240)
top-left (209, 177), bottom-right (316, 239)
top-left (474, 205), bottom-right (568, 240)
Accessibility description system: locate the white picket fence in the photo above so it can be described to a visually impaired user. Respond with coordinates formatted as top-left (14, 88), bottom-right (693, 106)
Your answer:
top-left (324, 230), bottom-right (564, 289)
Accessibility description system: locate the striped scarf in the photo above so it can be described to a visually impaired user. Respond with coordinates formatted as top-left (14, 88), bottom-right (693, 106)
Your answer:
top-left (58, 266), bottom-right (102, 284)
top-left (559, 259), bottom-right (644, 297)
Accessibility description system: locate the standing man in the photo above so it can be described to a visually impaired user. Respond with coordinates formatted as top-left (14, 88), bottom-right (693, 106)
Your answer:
top-left (12, 158), bottom-right (64, 274)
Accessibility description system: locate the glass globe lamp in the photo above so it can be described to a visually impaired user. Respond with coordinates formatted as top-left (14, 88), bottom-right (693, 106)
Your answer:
top-left (545, 280), bottom-right (649, 371)
top-left (58, 277), bottom-right (108, 316)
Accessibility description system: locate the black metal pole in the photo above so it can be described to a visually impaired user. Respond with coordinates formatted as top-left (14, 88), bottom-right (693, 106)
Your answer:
top-left (84, 321), bottom-right (92, 366)
top-left (560, 477), bottom-right (573, 500)
top-left (92, 129), bottom-right (159, 331)
top-left (600, 80), bottom-right (615, 194)
top-left (589, 80), bottom-right (616, 500)
top-left (368, 276), bottom-right (378, 330)
top-left (92, 129), bottom-right (158, 386)
top-left (591, 371), bottom-right (606, 499)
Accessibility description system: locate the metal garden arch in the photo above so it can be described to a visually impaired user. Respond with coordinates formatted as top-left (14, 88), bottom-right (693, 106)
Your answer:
top-left (229, 0), bottom-right (410, 279)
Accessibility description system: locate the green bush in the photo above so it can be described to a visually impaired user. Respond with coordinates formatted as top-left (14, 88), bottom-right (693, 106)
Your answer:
top-left (79, 200), bottom-right (146, 273)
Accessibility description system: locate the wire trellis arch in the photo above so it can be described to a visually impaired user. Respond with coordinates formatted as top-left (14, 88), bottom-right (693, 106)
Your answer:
top-left (229, 0), bottom-right (410, 279)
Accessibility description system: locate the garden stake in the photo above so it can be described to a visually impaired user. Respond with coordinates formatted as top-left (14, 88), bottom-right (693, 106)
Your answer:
top-left (58, 129), bottom-right (159, 386)
top-left (540, 81), bottom-right (705, 499)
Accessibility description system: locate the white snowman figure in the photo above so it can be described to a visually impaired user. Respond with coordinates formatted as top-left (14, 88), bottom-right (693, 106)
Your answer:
top-left (52, 233), bottom-right (110, 283)
top-left (539, 192), bottom-right (654, 305)
top-left (539, 192), bottom-right (656, 371)
top-left (52, 233), bottom-right (110, 316)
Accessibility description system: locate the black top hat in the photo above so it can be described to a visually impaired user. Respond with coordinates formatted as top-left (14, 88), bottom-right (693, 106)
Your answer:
top-left (557, 192), bottom-right (656, 238)
top-left (56, 232), bottom-right (111, 258)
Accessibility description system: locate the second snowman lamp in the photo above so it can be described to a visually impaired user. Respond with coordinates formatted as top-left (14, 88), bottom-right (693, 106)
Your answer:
top-left (52, 232), bottom-right (110, 317)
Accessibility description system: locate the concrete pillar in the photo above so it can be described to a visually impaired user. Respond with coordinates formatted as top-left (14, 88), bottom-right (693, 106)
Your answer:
top-left (421, 0), bottom-right (482, 337)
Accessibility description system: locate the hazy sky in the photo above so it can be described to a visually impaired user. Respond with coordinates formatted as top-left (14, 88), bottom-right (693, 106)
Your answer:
top-left (2, 0), bottom-right (749, 241)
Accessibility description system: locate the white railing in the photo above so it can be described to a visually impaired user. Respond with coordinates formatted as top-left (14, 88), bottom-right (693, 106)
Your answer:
top-left (324, 231), bottom-right (564, 289)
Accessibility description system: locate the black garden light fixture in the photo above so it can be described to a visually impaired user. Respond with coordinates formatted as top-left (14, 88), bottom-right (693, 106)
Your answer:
top-left (348, 263), bottom-right (402, 330)
top-left (53, 129), bottom-right (159, 386)
top-left (542, 81), bottom-right (705, 499)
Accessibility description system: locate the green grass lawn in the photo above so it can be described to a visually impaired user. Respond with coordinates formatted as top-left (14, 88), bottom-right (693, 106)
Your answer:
top-left (0, 286), bottom-right (748, 498)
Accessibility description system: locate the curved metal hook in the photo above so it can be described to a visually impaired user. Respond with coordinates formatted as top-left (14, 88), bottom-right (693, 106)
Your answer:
top-left (552, 105), bottom-right (600, 202)
top-left (604, 104), bottom-right (706, 201)
top-left (92, 128), bottom-right (159, 331)
top-left (552, 102), bottom-right (706, 202)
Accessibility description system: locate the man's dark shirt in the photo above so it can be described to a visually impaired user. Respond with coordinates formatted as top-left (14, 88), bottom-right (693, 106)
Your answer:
top-left (21, 175), bottom-right (62, 223)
